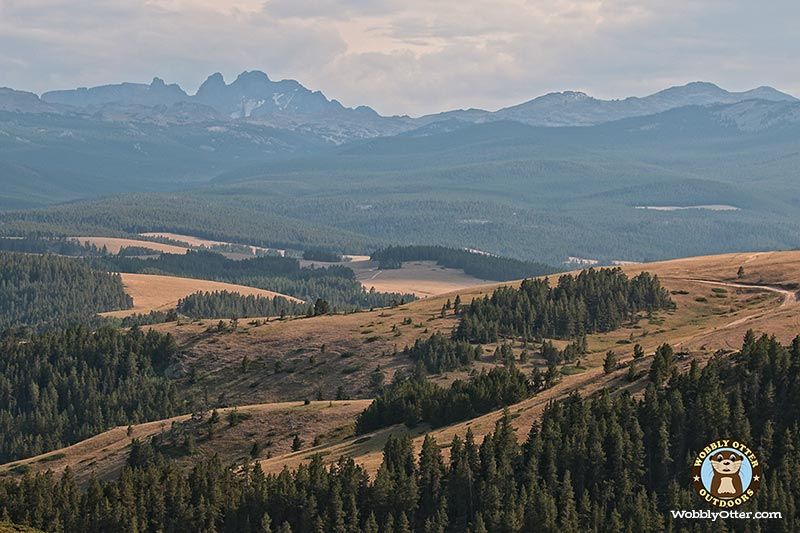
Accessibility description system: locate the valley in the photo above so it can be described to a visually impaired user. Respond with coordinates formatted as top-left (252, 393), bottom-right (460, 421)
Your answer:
top-left (4, 6), bottom-right (800, 530)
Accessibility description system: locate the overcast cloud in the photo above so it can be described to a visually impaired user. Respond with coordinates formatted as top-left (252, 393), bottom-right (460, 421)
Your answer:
top-left (0, 0), bottom-right (798, 116)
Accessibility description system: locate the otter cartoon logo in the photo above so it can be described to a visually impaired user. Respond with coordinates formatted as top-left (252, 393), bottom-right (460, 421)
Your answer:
top-left (691, 440), bottom-right (762, 507)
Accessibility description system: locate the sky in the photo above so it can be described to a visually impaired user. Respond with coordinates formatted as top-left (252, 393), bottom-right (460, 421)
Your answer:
top-left (0, 0), bottom-right (798, 116)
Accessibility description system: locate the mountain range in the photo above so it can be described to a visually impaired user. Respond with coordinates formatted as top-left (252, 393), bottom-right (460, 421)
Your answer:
top-left (2, 71), bottom-right (797, 140)
top-left (3, 70), bottom-right (800, 265)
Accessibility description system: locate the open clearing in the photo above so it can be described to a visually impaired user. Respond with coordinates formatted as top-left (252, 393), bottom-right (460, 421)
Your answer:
top-left (4, 250), bottom-right (800, 482)
top-left (348, 259), bottom-right (493, 297)
top-left (140, 232), bottom-right (234, 248)
top-left (103, 273), bottom-right (304, 317)
top-left (299, 257), bottom-right (492, 297)
top-left (73, 236), bottom-right (191, 255)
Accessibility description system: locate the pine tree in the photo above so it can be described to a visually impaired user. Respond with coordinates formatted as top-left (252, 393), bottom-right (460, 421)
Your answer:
top-left (603, 350), bottom-right (618, 373)
top-left (260, 513), bottom-right (273, 533)
top-left (292, 434), bottom-right (303, 451)
top-left (633, 343), bottom-right (645, 359)
top-left (558, 471), bottom-right (579, 533)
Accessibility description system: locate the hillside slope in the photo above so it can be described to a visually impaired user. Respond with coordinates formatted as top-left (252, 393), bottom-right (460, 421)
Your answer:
top-left (103, 273), bottom-right (304, 317)
top-left (4, 250), bottom-right (799, 484)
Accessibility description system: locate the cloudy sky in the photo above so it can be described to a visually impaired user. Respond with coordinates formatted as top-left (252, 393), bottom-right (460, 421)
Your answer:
top-left (1, 0), bottom-right (798, 116)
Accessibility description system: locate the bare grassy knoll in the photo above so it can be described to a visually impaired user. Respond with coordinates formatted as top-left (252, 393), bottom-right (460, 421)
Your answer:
top-left (3, 250), bottom-right (799, 483)
top-left (102, 273), bottom-right (303, 318)
top-left (73, 236), bottom-right (191, 255)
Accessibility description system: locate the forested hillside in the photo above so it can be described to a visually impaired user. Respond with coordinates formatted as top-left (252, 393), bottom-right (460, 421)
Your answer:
top-left (1, 333), bottom-right (796, 532)
top-left (335, 268), bottom-right (671, 435)
top-left (0, 252), bottom-right (132, 331)
top-left (177, 290), bottom-right (307, 319)
top-left (456, 268), bottom-right (672, 342)
top-left (0, 326), bottom-right (181, 463)
top-left (0, 237), bottom-right (103, 256)
top-left (5, 101), bottom-right (800, 265)
top-left (355, 365), bottom-right (532, 434)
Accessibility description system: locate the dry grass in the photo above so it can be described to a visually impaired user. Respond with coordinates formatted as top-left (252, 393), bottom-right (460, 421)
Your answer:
top-left (102, 273), bottom-right (304, 318)
top-left (74, 236), bottom-right (191, 255)
top-left (4, 250), bottom-right (800, 483)
top-left (143, 251), bottom-right (800, 477)
top-left (0, 400), bottom-right (370, 486)
top-left (297, 259), bottom-right (492, 297)
top-left (350, 260), bottom-right (493, 297)
top-left (254, 250), bottom-right (800, 475)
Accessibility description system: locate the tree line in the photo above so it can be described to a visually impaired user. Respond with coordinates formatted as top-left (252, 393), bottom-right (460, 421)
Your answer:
top-left (355, 365), bottom-right (533, 434)
top-left (1, 333), bottom-right (797, 532)
top-left (0, 236), bottom-right (105, 256)
top-left (0, 325), bottom-right (182, 463)
top-left (0, 252), bottom-right (132, 332)
top-left (177, 291), bottom-right (308, 319)
top-left (403, 332), bottom-right (483, 374)
top-left (90, 250), bottom-right (415, 311)
top-left (371, 245), bottom-right (555, 281)
top-left (455, 268), bottom-right (673, 343)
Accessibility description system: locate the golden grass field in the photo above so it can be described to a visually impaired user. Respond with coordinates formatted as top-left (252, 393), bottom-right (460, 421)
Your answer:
top-left (3, 250), bottom-right (800, 484)
top-left (241, 250), bottom-right (800, 475)
top-left (298, 257), bottom-right (492, 297)
top-left (348, 259), bottom-right (493, 297)
top-left (74, 236), bottom-right (192, 255)
top-left (102, 273), bottom-right (304, 318)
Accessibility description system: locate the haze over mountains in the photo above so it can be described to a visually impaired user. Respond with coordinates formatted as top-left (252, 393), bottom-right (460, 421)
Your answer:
top-left (3, 70), bottom-right (800, 264)
top-left (3, 70), bottom-right (797, 134)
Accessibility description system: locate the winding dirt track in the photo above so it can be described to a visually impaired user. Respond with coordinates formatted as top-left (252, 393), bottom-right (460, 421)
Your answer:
top-left (687, 278), bottom-right (799, 307)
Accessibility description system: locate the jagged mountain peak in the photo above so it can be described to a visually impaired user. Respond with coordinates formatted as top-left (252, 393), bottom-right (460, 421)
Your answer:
top-left (233, 70), bottom-right (271, 84)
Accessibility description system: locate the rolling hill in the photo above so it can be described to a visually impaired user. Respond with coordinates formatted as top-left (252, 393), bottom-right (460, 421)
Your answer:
top-left (103, 273), bottom-right (304, 318)
top-left (4, 250), bottom-right (799, 484)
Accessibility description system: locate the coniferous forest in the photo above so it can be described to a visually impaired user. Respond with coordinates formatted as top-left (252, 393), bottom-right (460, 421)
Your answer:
top-left (176, 290), bottom-right (308, 319)
top-left (355, 365), bottom-right (532, 434)
top-left (0, 252), bottom-right (132, 331)
top-left (456, 268), bottom-right (673, 343)
top-left (0, 333), bottom-right (797, 532)
top-left (0, 326), bottom-right (181, 463)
